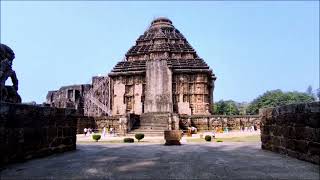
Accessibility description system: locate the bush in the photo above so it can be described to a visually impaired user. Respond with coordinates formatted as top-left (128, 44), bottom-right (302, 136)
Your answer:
top-left (135, 133), bottom-right (145, 142)
top-left (205, 135), bottom-right (211, 142)
top-left (92, 134), bottom-right (101, 142)
top-left (123, 138), bottom-right (134, 143)
top-left (216, 139), bottom-right (223, 143)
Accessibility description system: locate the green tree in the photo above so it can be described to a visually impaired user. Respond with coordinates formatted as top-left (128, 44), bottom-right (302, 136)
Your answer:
top-left (306, 85), bottom-right (313, 96)
top-left (246, 89), bottom-right (315, 115)
top-left (214, 100), bottom-right (239, 115)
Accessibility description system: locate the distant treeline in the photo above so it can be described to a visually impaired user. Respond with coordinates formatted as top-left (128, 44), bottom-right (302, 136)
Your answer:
top-left (214, 87), bottom-right (319, 115)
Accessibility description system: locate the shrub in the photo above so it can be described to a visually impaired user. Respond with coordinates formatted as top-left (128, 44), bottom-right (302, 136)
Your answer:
top-left (123, 138), bottom-right (134, 143)
top-left (135, 133), bottom-right (145, 142)
top-left (216, 139), bottom-right (223, 143)
top-left (92, 134), bottom-right (101, 142)
top-left (205, 135), bottom-right (211, 142)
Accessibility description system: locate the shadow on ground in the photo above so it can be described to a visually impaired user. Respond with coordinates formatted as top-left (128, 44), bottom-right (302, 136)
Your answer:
top-left (0, 142), bottom-right (319, 179)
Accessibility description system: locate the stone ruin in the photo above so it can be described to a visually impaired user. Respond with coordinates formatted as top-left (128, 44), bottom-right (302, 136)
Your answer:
top-left (0, 43), bottom-right (21, 103)
top-left (46, 17), bottom-right (217, 134)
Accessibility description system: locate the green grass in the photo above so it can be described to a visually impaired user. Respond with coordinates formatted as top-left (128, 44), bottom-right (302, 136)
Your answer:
top-left (186, 135), bottom-right (260, 143)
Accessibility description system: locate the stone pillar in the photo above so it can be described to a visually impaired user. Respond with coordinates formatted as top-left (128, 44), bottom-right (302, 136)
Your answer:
top-left (144, 60), bottom-right (173, 113)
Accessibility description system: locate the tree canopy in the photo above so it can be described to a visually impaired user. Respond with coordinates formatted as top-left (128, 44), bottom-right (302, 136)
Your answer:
top-left (214, 100), bottom-right (240, 115)
top-left (246, 89), bottom-right (315, 115)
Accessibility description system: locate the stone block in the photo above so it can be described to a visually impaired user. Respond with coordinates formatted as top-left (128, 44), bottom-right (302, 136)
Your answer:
top-left (287, 139), bottom-right (296, 151)
top-left (309, 102), bottom-right (320, 113)
top-left (308, 142), bottom-right (320, 156)
top-left (294, 140), bottom-right (308, 153)
top-left (279, 137), bottom-right (288, 148)
top-left (293, 127), bottom-right (306, 140)
top-left (306, 114), bottom-right (320, 128)
top-left (261, 134), bottom-right (271, 144)
top-left (287, 149), bottom-right (299, 159)
top-left (271, 136), bottom-right (281, 147)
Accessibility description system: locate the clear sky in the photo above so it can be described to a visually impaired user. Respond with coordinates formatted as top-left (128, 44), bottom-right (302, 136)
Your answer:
top-left (1, 1), bottom-right (319, 104)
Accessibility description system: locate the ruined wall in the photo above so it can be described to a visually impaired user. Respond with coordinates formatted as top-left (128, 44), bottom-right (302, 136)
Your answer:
top-left (46, 84), bottom-right (91, 112)
top-left (260, 102), bottom-right (319, 164)
top-left (145, 60), bottom-right (173, 113)
top-left (0, 103), bottom-right (78, 167)
top-left (179, 115), bottom-right (260, 131)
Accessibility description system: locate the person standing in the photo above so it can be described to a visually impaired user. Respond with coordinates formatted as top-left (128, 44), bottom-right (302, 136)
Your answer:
top-left (84, 128), bottom-right (87, 136)
top-left (102, 127), bottom-right (106, 137)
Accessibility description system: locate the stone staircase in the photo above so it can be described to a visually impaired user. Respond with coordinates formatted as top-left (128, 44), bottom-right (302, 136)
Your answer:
top-left (127, 123), bottom-right (168, 137)
top-left (126, 113), bottom-right (170, 137)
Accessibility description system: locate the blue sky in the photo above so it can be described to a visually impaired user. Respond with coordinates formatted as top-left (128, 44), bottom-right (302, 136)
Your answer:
top-left (1, 1), bottom-right (319, 103)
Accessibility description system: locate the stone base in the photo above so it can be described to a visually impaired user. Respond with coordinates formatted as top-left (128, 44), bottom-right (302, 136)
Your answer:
top-left (165, 140), bottom-right (181, 145)
top-left (139, 112), bottom-right (170, 130)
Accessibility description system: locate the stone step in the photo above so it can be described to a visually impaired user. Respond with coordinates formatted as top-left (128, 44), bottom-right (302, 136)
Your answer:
top-left (126, 132), bottom-right (164, 137)
top-left (136, 124), bottom-right (168, 127)
top-left (132, 126), bottom-right (168, 130)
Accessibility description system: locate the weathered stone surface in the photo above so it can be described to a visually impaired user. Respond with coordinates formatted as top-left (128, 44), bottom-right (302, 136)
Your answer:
top-left (260, 102), bottom-right (320, 164)
top-left (164, 130), bottom-right (182, 145)
top-left (0, 102), bottom-right (78, 167)
top-left (145, 60), bottom-right (173, 113)
top-left (179, 115), bottom-right (260, 131)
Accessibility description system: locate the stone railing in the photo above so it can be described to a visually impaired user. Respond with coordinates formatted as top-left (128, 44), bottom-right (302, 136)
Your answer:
top-left (179, 115), bottom-right (260, 131)
top-left (0, 102), bottom-right (79, 167)
top-left (260, 102), bottom-right (319, 164)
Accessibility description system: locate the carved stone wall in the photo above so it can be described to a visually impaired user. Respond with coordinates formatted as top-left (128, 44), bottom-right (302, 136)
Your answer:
top-left (173, 73), bottom-right (211, 115)
top-left (0, 103), bottom-right (78, 167)
top-left (179, 115), bottom-right (260, 131)
top-left (110, 75), bottom-right (145, 116)
top-left (260, 102), bottom-right (319, 164)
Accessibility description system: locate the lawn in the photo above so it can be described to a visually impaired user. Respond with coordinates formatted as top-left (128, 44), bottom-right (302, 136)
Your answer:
top-left (186, 135), bottom-right (260, 143)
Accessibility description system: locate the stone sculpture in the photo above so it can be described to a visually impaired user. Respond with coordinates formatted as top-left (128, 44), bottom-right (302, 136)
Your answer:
top-left (0, 44), bottom-right (21, 103)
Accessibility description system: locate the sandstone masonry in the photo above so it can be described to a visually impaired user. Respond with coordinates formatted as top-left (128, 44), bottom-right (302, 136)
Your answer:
top-left (0, 102), bottom-right (78, 167)
top-left (260, 102), bottom-right (320, 164)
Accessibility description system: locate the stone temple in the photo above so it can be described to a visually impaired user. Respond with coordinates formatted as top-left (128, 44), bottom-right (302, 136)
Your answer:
top-left (47, 17), bottom-right (216, 132)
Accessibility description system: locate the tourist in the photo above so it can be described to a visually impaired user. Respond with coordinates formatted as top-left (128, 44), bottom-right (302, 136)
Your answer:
top-left (191, 126), bottom-right (197, 134)
top-left (84, 128), bottom-right (87, 136)
top-left (102, 127), bottom-right (106, 137)
top-left (212, 130), bottom-right (216, 139)
top-left (250, 125), bottom-right (254, 132)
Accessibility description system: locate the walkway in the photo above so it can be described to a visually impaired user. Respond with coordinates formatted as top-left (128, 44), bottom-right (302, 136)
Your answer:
top-left (1, 142), bottom-right (319, 179)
